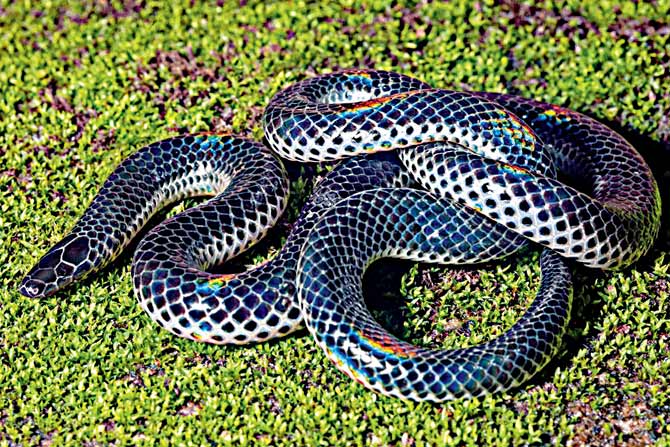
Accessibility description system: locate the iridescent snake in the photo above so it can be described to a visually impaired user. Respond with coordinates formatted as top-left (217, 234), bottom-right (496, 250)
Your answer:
top-left (19, 70), bottom-right (661, 402)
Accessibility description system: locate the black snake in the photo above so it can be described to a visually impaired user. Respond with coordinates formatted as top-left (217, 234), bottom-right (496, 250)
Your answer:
top-left (20, 70), bottom-right (661, 401)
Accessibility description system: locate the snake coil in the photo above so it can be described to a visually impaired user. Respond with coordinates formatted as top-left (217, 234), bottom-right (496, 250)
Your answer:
top-left (20, 70), bottom-right (660, 401)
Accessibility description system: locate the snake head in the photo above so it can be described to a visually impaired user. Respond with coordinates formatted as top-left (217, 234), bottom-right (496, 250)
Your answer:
top-left (19, 235), bottom-right (94, 298)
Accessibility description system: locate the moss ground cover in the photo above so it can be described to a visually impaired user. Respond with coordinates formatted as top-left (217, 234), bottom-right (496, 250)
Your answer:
top-left (1, 0), bottom-right (669, 445)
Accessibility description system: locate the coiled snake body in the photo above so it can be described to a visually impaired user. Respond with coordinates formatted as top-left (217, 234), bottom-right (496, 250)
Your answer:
top-left (20, 70), bottom-right (660, 402)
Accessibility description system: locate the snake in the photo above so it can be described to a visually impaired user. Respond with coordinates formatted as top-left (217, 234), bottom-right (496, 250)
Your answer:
top-left (19, 69), bottom-right (661, 402)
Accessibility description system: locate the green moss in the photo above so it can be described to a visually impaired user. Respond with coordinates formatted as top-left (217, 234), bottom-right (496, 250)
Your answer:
top-left (1, 0), bottom-right (669, 445)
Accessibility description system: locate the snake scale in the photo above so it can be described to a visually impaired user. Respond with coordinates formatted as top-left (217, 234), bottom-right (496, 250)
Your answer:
top-left (19, 70), bottom-right (661, 402)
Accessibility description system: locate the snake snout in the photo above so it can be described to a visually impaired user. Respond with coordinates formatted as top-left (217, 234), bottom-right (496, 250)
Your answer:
top-left (19, 234), bottom-right (94, 298)
top-left (19, 276), bottom-right (48, 298)
top-left (19, 265), bottom-right (59, 298)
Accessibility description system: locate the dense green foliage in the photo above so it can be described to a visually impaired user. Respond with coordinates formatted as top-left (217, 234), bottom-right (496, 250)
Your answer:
top-left (1, 0), bottom-right (669, 445)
